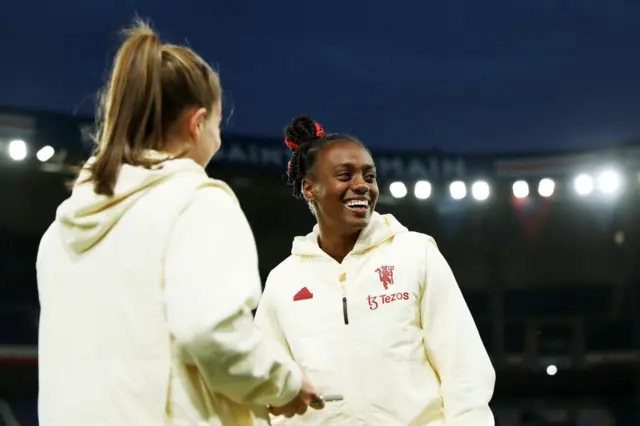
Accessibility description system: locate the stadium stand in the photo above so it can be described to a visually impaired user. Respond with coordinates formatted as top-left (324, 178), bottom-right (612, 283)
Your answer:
top-left (0, 107), bottom-right (638, 425)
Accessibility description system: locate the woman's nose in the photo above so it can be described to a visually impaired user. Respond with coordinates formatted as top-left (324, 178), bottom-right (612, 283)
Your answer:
top-left (351, 180), bottom-right (370, 194)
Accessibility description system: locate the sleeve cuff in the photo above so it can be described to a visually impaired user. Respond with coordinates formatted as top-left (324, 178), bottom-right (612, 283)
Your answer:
top-left (270, 359), bottom-right (303, 407)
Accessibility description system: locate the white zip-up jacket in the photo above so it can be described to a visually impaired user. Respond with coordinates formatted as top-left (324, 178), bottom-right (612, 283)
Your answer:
top-left (255, 212), bottom-right (495, 426)
top-left (37, 155), bottom-right (301, 426)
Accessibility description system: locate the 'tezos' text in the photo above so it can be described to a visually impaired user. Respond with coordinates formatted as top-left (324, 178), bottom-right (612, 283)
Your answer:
top-left (367, 292), bottom-right (409, 311)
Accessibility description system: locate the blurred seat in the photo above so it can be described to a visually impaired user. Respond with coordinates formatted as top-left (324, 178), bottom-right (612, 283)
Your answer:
top-left (0, 309), bottom-right (37, 345)
top-left (586, 318), bottom-right (633, 351)
top-left (505, 285), bottom-right (612, 318)
top-left (1, 398), bottom-right (38, 426)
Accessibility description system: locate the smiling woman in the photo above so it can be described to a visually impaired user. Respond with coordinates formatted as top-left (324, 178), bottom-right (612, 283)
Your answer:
top-left (254, 116), bottom-right (496, 425)
top-left (284, 116), bottom-right (378, 259)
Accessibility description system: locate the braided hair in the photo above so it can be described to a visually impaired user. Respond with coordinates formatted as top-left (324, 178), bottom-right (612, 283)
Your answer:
top-left (284, 116), bottom-right (360, 199)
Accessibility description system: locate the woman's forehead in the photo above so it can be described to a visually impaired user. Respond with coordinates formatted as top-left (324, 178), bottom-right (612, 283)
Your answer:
top-left (319, 140), bottom-right (374, 168)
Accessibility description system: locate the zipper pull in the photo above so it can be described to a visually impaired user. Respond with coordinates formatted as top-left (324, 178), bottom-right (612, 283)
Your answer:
top-left (342, 296), bottom-right (349, 325)
top-left (339, 273), bottom-right (348, 325)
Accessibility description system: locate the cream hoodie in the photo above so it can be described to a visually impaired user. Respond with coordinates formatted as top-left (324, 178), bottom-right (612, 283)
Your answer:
top-left (36, 155), bottom-right (301, 426)
top-left (255, 212), bottom-right (495, 426)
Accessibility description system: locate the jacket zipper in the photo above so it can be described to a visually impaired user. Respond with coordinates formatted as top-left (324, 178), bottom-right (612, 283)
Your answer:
top-left (339, 271), bottom-right (349, 326)
top-left (342, 295), bottom-right (349, 325)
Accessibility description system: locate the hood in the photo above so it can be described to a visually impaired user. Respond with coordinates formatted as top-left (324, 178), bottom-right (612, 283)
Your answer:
top-left (56, 153), bottom-right (207, 254)
top-left (291, 212), bottom-right (409, 257)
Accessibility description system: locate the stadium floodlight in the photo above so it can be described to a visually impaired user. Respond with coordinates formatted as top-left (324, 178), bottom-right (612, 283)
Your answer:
top-left (414, 180), bottom-right (432, 200)
top-left (389, 181), bottom-right (407, 199)
top-left (36, 145), bottom-right (55, 162)
top-left (8, 139), bottom-right (28, 161)
top-left (574, 173), bottom-right (594, 196)
top-left (538, 178), bottom-right (555, 198)
top-left (512, 180), bottom-right (529, 199)
top-left (614, 231), bottom-right (625, 245)
top-left (449, 181), bottom-right (467, 200)
top-left (596, 169), bottom-right (622, 194)
top-left (471, 180), bottom-right (490, 201)
top-left (546, 364), bottom-right (558, 376)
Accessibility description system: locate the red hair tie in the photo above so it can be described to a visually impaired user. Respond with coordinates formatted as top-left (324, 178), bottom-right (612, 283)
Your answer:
top-left (285, 138), bottom-right (299, 150)
top-left (284, 121), bottom-right (325, 151)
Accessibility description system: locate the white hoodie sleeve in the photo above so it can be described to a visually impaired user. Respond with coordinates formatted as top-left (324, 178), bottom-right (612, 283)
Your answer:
top-left (254, 273), bottom-right (295, 426)
top-left (254, 272), bottom-right (294, 357)
top-left (164, 186), bottom-right (302, 407)
top-left (420, 237), bottom-right (496, 426)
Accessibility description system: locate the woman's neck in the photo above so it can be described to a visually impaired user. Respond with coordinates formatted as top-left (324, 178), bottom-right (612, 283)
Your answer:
top-left (317, 226), bottom-right (361, 263)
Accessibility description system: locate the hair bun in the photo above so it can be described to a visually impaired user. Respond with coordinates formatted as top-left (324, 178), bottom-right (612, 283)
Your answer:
top-left (284, 116), bottom-right (325, 150)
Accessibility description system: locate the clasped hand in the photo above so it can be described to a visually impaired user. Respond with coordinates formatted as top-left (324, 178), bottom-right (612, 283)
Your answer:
top-left (268, 370), bottom-right (324, 418)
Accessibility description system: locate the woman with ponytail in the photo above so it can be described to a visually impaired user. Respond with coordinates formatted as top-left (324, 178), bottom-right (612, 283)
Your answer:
top-left (36, 21), bottom-right (321, 426)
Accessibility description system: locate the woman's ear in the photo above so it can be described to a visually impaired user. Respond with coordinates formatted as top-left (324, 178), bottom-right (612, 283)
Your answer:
top-left (185, 107), bottom-right (208, 142)
top-left (302, 179), bottom-right (316, 202)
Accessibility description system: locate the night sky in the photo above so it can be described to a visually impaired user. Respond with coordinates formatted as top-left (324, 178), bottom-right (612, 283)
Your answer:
top-left (2, 0), bottom-right (640, 153)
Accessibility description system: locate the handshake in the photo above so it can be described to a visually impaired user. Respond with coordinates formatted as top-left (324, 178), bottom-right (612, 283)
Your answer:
top-left (267, 370), bottom-right (338, 419)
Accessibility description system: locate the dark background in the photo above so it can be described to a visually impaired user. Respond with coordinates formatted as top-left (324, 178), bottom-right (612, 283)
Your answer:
top-left (0, 107), bottom-right (639, 425)
top-left (3, 1), bottom-right (640, 152)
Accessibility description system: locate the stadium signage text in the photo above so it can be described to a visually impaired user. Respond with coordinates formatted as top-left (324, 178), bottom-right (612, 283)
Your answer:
top-left (81, 124), bottom-right (468, 179)
top-left (212, 142), bottom-right (468, 180)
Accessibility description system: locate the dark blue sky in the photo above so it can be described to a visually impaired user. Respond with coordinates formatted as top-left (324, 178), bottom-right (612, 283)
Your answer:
top-left (2, 1), bottom-right (640, 153)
